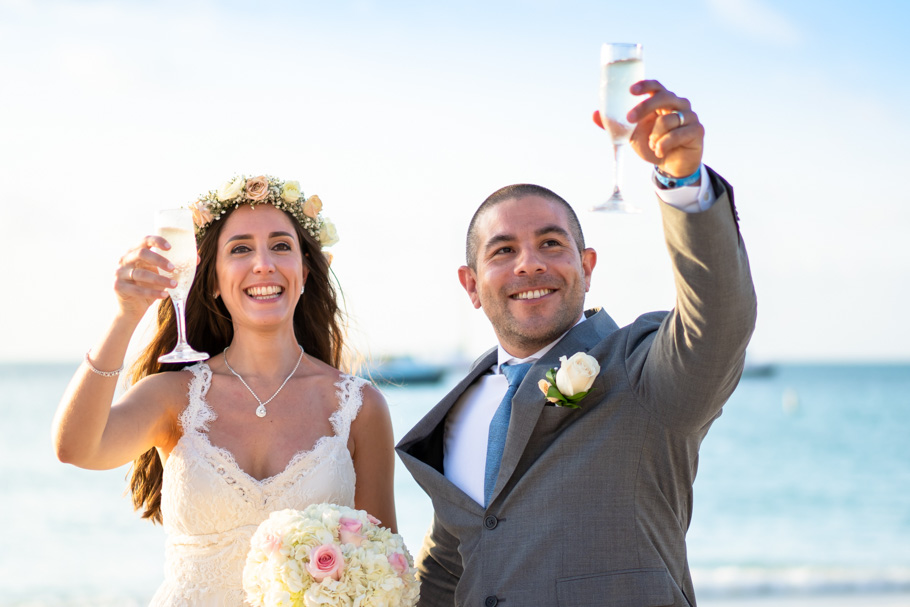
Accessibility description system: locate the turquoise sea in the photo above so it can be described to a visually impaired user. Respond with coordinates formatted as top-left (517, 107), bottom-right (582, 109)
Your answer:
top-left (1, 362), bottom-right (908, 605)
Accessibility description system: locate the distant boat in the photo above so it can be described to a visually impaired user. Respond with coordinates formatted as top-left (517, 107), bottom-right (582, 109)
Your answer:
top-left (741, 361), bottom-right (776, 378)
top-left (741, 353), bottom-right (775, 378)
top-left (361, 356), bottom-right (448, 386)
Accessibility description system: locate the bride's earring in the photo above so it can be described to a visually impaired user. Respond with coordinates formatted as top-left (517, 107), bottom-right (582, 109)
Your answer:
top-left (300, 285), bottom-right (305, 295)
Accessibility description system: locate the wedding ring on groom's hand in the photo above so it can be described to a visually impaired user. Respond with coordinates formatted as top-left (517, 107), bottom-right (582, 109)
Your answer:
top-left (129, 268), bottom-right (135, 281)
top-left (672, 110), bottom-right (685, 128)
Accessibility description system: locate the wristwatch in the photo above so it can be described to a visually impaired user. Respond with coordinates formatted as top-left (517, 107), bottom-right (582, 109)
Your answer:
top-left (654, 165), bottom-right (701, 189)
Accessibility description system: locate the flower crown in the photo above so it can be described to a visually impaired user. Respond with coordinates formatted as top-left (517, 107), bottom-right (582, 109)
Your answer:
top-left (189, 174), bottom-right (339, 248)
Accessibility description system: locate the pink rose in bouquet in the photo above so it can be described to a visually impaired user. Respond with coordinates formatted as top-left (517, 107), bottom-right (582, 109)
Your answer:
top-left (306, 544), bottom-right (345, 582)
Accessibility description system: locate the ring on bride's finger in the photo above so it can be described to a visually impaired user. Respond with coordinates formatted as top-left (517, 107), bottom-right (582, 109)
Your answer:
top-left (672, 110), bottom-right (685, 128)
top-left (129, 268), bottom-right (135, 281)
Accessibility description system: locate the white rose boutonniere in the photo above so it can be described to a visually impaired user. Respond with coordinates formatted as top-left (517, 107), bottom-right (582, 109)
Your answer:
top-left (537, 352), bottom-right (600, 408)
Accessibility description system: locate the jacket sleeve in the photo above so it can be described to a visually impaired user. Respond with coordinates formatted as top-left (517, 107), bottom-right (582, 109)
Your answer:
top-left (415, 513), bottom-right (461, 606)
top-left (626, 167), bottom-right (758, 433)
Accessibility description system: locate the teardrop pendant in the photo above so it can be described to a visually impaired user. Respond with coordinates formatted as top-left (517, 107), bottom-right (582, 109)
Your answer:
top-left (256, 404), bottom-right (267, 418)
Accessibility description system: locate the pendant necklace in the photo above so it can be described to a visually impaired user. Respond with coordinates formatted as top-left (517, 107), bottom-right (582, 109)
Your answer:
top-left (223, 345), bottom-right (304, 418)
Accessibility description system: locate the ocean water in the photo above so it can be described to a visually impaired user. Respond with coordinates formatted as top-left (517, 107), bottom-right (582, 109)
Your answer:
top-left (1, 362), bottom-right (908, 605)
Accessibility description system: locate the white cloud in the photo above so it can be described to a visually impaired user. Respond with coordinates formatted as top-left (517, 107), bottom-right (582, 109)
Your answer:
top-left (706, 0), bottom-right (801, 45)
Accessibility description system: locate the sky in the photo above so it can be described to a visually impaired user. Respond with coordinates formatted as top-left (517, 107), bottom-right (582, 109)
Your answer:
top-left (1, 0), bottom-right (908, 364)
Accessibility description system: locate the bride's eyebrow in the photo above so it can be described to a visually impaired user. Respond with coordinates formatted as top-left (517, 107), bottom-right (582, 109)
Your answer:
top-left (225, 231), bottom-right (294, 243)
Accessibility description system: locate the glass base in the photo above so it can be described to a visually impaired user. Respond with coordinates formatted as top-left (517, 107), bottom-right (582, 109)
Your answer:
top-left (159, 345), bottom-right (209, 363)
top-left (591, 197), bottom-right (642, 213)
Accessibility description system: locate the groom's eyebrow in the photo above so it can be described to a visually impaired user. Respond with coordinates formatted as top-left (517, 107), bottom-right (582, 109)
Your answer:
top-left (484, 225), bottom-right (571, 250)
top-left (484, 233), bottom-right (516, 250)
top-left (536, 225), bottom-right (572, 240)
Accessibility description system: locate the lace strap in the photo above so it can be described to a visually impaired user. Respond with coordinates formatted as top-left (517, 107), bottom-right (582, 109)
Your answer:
top-left (330, 374), bottom-right (368, 442)
top-left (179, 362), bottom-right (216, 435)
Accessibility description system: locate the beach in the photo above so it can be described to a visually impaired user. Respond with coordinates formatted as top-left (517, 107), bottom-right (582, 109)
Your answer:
top-left (2, 362), bottom-right (909, 605)
top-left (701, 593), bottom-right (910, 606)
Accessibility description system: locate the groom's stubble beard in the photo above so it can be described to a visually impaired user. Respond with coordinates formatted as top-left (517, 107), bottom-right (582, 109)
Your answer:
top-left (479, 274), bottom-right (587, 355)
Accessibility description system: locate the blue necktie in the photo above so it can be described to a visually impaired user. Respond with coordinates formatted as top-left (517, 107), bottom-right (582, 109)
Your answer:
top-left (484, 362), bottom-right (533, 506)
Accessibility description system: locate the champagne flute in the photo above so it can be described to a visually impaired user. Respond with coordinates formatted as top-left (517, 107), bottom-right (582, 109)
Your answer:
top-left (592, 42), bottom-right (644, 213)
top-left (155, 208), bottom-right (209, 363)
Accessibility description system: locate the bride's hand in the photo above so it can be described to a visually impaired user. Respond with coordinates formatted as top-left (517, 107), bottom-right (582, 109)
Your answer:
top-left (114, 236), bottom-right (177, 318)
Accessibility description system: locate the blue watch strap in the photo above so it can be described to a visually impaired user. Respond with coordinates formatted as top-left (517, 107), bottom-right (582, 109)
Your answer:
top-left (654, 165), bottom-right (701, 189)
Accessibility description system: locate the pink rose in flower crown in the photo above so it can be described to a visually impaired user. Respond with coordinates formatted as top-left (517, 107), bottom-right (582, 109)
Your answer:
top-left (388, 552), bottom-right (409, 577)
top-left (306, 543), bottom-right (345, 582)
top-left (338, 517), bottom-right (366, 547)
top-left (366, 514), bottom-right (381, 525)
top-left (245, 175), bottom-right (270, 201)
top-left (189, 199), bottom-right (213, 229)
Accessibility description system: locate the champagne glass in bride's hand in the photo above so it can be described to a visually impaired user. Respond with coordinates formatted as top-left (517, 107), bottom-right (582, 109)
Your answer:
top-left (154, 208), bottom-right (209, 363)
top-left (592, 42), bottom-right (644, 213)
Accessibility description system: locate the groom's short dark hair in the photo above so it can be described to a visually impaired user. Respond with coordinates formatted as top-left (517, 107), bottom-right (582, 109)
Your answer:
top-left (465, 184), bottom-right (586, 270)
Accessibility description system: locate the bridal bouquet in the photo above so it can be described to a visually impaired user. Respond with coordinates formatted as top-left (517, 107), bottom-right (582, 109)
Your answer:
top-left (242, 504), bottom-right (420, 607)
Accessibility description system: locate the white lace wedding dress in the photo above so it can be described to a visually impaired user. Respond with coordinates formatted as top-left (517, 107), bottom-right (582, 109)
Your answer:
top-left (148, 362), bottom-right (367, 606)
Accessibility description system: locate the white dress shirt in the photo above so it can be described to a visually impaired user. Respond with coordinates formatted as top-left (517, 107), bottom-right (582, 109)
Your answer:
top-left (444, 318), bottom-right (585, 505)
top-left (443, 169), bottom-right (715, 505)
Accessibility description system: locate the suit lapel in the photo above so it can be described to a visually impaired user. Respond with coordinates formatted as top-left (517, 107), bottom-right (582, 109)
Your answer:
top-left (410, 348), bottom-right (497, 444)
top-left (398, 310), bottom-right (620, 509)
top-left (489, 309), bottom-right (618, 504)
top-left (398, 348), bottom-right (497, 470)
top-left (397, 348), bottom-right (498, 514)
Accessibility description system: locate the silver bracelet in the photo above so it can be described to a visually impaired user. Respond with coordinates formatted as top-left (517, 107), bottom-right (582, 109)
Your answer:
top-left (84, 350), bottom-right (124, 377)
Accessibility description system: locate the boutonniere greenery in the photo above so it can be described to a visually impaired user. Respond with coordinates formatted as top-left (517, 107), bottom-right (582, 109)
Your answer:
top-left (537, 352), bottom-right (601, 408)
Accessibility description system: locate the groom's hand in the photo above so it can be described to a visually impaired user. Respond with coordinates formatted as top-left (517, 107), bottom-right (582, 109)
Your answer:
top-left (593, 80), bottom-right (704, 179)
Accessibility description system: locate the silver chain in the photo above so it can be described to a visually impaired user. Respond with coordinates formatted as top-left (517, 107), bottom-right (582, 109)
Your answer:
top-left (223, 345), bottom-right (304, 418)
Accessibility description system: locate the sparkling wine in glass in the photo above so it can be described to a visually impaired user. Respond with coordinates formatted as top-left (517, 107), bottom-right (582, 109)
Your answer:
top-left (593, 42), bottom-right (644, 213)
top-left (155, 208), bottom-right (209, 363)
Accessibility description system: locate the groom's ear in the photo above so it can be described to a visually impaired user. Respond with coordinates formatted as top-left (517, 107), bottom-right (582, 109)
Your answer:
top-left (458, 265), bottom-right (482, 309)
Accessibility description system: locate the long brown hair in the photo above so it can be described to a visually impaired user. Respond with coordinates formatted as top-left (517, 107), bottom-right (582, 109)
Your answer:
top-left (127, 204), bottom-right (346, 523)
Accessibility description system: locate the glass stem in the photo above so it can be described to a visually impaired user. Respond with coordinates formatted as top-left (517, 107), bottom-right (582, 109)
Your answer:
top-left (612, 142), bottom-right (625, 199)
top-left (171, 296), bottom-right (190, 349)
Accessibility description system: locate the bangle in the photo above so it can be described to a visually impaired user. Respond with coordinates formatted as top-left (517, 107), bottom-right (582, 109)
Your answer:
top-left (84, 350), bottom-right (124, 377)
top-left (654, 165), bottom-right (701, 189)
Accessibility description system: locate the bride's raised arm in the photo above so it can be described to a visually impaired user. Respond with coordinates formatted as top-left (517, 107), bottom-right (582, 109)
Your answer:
top-left (52, 235), bottom-right (183, 470)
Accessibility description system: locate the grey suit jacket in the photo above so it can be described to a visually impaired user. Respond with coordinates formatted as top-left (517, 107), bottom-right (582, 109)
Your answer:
top-left (396, 170), bottom-right (757, 607)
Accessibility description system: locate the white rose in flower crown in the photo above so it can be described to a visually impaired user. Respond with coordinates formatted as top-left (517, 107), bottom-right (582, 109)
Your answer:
top-left (217, 176), bottom-right (245, 201)
top-left (281, 180), bottom-right (301, 202)
top-left (555, 352), bottom-right (600, 397)
top-left (319, 219), bottom-right (339, 247)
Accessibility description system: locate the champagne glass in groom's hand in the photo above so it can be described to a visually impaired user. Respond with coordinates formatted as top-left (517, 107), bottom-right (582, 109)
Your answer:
top-left (592, 42), bottom-right (644, 213)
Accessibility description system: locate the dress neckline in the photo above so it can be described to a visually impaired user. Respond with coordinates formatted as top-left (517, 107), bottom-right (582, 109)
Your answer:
top-left (200, 430), bottom-right (340, 485)
top-left (182, 362), bottom-right (359, 485)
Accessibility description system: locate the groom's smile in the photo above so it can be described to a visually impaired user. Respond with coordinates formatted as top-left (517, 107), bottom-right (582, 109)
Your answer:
top-left (458, 194), bottom-right (597, 358)
top-left (511, 288), bottom-right (555, 300)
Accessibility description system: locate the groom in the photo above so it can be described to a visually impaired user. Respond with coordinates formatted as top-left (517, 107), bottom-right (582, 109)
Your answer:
top-left (397, 80), bottom-right (757, 606)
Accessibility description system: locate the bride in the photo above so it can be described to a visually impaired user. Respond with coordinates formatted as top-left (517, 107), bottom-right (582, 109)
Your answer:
top-left (52, 175), bottom-right (396, 606)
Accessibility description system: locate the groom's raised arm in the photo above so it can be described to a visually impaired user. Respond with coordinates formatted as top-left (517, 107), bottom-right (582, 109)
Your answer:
top-left (627, 170), bottom-right (757, 432)
top-left (616, 80), bottom-right (757, 431)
